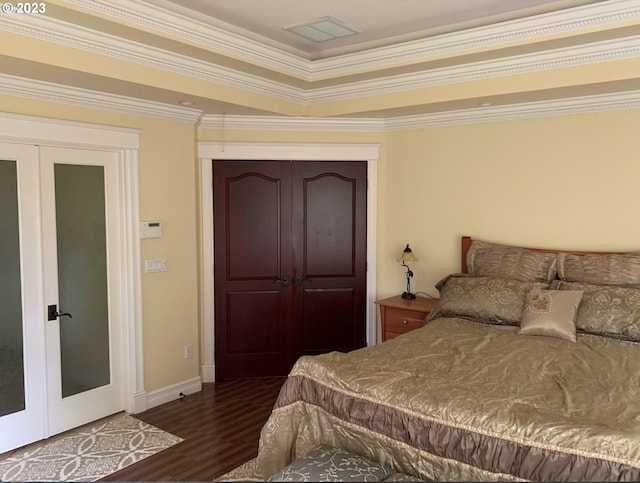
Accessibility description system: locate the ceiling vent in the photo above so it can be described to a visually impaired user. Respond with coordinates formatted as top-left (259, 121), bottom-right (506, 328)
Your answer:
top-left (283, 16), bottom-right (360, 42)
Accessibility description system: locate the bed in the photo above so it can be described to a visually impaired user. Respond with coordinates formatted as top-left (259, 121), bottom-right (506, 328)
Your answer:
top-left (233, 237), bottom-right (640, 481)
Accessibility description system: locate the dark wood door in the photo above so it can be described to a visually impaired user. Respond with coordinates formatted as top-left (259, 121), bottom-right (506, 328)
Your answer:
top-left (213, 160), bottom-right (367, 379)
top-left (292, 162), bottom-right (367, 356)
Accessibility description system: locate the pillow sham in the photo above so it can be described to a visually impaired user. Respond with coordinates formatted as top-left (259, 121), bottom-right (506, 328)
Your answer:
top-left (518, 289), bottom-right (583, 343)
top-left (557, 252), bottom-right (640, 285)
top-left (428, 275), bottom-right (548, 325)
top-left (467, 240), bottom-right (557, 283)
top-left (556, 281), bottom-right (640, 340)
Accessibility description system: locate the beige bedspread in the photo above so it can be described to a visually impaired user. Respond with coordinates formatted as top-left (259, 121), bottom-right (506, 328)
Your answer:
top-left (252, 318), bottom-right (640, 481)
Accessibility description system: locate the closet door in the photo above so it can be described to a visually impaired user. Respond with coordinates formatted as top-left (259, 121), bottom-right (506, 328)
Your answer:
top-left (213, 160), bottom-right (367, 379)
top-left (213, 161), bottom-right (294, 379)
top-left (0, 144), bottom-right (46, 454)
top-left (291, 161), bottom-right (367, 355)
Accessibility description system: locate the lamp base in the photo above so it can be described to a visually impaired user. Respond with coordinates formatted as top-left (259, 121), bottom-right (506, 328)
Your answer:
top-left (401, 292), bottom-right (416, 300)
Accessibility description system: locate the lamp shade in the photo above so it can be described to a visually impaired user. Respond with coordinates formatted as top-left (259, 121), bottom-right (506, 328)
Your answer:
top-left (400, 244), bottom-right (417, 263)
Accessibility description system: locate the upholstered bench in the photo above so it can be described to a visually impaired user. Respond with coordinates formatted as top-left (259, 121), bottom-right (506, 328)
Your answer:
top-left (266, 445), bottom-right (425, 482)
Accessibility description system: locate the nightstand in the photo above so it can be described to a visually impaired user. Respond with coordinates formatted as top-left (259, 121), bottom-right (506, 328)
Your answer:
top-left (375, 295), bottom-right (439, 342)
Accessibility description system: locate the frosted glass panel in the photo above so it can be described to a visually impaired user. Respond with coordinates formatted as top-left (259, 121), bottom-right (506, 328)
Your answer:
top-left (0, 160), bottom-right (25, 417)
top-left (54, 164), bottom-right (110, 398)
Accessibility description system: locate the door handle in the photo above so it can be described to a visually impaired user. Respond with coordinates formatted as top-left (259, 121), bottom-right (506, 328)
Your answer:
top-left (273, 275), bottom-right (291, 287)
top-left (47, 304), bottom-right (73, 321)
top-left (295, 274), bottom-right (311, 286)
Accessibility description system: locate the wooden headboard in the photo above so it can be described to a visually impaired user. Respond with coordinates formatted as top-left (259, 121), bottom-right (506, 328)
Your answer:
top-left (461, 236), bottom-right (625, 273)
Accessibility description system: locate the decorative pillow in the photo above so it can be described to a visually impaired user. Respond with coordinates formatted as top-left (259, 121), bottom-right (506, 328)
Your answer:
top-left (467, 240), bottom-right (557, 283)
top-left (518, 289), bottom-right (583, 343)
top-left (266, 445), bottom-right (393, 482)
top-left (428, 275), bottom-right (548, 325)
top-left (556, 281), bottom-right (640, 340)
top-left (557, 252), bottom-right (640, 285)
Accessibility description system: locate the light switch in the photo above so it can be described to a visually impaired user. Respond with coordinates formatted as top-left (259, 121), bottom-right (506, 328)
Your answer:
top-left (145, 258), bottom-right (167, 273)
top-left (140, 221), bottom-right (162, 239)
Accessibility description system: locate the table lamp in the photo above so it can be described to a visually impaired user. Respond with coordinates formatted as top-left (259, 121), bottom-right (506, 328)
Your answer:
top-left (400, 244), bottom-right (417, 299)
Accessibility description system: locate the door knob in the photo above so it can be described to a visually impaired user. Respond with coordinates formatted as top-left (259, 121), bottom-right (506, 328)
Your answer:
top-left (47, 304), bottom-right (73, 321)
top-left (273, 275), bottom-right (291, 287)
top-left (295, 274), bottom-right (311, 286)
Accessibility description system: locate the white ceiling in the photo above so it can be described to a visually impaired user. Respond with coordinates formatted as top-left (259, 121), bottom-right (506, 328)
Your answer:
top-left (161, 0), bottom-right (603, 59)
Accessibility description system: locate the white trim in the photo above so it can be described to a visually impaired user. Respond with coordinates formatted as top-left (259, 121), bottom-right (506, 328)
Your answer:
top-left (200, 90), bottom-right (640, 132)
top-left (1, 9), bottom-right (638, 105)
top-left (146, 376), bottom-right (202, 410)
top-left (200, 115), bottom-right (385, 132)
top-left (385, 90), bottom-right (640, 130)
top-left (198, 142), bottom-right (380, 382)
top-left (65, 0), bottom-right (640, 80)
top-left (0, 112), bottom-right (145, 417)
top-left (0, 112), bottom-right (140, 148)
top-left (4, 75), bottom-right (639, 134)
top-left (306, 36), bottom-right (640, 104)
top-left (0, 14), bottom-right (305, 105)
top-left (0, 75), bottom-right (203, 124)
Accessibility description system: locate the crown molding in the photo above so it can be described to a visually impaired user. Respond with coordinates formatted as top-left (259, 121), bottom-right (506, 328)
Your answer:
top-left (199, 90), bottom-right (640, 132)
top-left (0, 13), bottom-right (306, 104)
top-left (311, 0), bottom-right (640, 79)
top-left (307, 35), bottom-right (640, 104)
top-left (2, 74), bottom-right (638, 131)
top-left (65, 0), bottom-right (312, 79)
top-left (0, 74), bottom-right (204, 124)
top-left (65, 0), bottom-right (640, 80)
top-left (384, 90), bottom-right (640, 130)
top-left (199, 115), bottom-right (384, 132)
top-left (3, 12), bottom-right (637, 109)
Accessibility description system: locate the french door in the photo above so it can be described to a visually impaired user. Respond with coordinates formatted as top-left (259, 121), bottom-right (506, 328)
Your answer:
top-left (0, 143), bottom-right (124, 453)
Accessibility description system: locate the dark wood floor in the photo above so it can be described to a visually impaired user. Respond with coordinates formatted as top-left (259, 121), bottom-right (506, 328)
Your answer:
top-left (100, 377), bottom-right (286, 481)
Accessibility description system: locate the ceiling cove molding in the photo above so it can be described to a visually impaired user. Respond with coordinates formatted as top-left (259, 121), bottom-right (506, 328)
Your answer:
top-left (0, 13), bottom-right (306, 104)
top-left (2, 74), bottom-right (637, 131)
top-left (200, 115), bottom-right (385, 132)
top-left (65, 0), bottom-right (640, 80)
top-left (385, 90), bottom-right (640, 130)
top-left (199, 90), bottom-right (640, 132)
top-left (0, 74), bottom-right (204, 124)
top-left (3, 13), bottom-right (637, 108)
top-left (312, 0), bottom-right (640, 78)
top-left (307, 35), bottom-right (640, 104)
top-left (64, 0), bottom-right (312, 79)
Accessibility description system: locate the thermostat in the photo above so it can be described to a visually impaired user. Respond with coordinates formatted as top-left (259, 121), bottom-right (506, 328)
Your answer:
top-left (140, 221), bottom-right (162, 239)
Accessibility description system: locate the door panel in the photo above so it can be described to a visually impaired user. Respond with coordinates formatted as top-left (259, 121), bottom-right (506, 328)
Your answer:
top-left (0, 159), bottom-right (25, 417)
top-left (303, 174), bottom-right (357, 276)
top-left (54, 164), bottom-right (111, 398)
top-left (213, 161), bottom-right (293, 379)
top-left (301, 288), bottom-right (357, 353)
top-left (0, 144), bottom-right (45, 454)
top-left (41, 147), bottom-right (124, 436)
top-left (292, 162), bottom-right (367, 356)
top-left (214, 160), bottom-right (367, 378)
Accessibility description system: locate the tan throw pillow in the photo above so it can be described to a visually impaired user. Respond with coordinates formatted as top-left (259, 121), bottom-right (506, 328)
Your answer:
top-left (518, 289), bottom-right (583, 342)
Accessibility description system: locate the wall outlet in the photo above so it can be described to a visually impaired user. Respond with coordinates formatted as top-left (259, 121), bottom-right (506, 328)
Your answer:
top-left (184, 344), bottom-right (193, 359)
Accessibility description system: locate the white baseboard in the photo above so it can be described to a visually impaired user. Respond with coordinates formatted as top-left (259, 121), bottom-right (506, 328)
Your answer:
top-left (145, 376), bottom-right (202, 410)
top-left (130, 390), bottom-right (148, 414)
top-left (201, 364), bottom-right (214, 383)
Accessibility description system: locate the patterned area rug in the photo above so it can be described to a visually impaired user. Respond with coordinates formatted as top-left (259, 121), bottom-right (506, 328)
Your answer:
top-left (0, 412), bottom-right (183, 482)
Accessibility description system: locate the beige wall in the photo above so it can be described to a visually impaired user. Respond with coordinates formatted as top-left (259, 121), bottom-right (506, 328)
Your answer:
top-left (3, 93), bottom-right (639, 392)
top-left (378, 109), bottom-right (640, 299)
top-left (0, 95), bottom-right (200, 393)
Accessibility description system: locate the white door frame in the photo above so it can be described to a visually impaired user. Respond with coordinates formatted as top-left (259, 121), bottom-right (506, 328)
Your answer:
top-left (0, 113), bottom-right (147, 416)
top-left (199, 142), bottom-right (380, 383)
